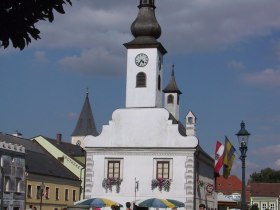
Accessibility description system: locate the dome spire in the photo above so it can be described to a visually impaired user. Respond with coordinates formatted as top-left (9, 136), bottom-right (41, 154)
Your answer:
top-left (124, 0), bottom-right (166, 53)
top-left (131, 0), bottom-right (161, 39)
top-left (163, 64), bottom-right (182, 94)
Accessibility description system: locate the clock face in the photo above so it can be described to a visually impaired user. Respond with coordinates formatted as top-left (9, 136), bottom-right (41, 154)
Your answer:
top-left (76, 140), bottom-right (81, 146)
top-left (135, 53), bottom-right (149, 67)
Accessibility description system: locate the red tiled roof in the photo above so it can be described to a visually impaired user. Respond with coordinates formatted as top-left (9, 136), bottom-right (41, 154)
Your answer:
top-left (216, 175), bottom-right (242, 193)
top-left (250, 183), bottom-right (280, 197)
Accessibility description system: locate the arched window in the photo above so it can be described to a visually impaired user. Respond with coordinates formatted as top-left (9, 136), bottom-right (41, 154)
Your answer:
top-left (136, 72), bottom-right (146, 87)
top-left (167, 95), bottom-right (174, 104)
top-left (158, 75), bottom-right (161, 90)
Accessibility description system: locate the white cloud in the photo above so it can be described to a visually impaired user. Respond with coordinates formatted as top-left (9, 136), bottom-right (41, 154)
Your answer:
top-left (27, 0), bottom-right (280, 73)
top-left (227, 60), bottom-right (245, 70)
top-left (243, 68), bottom-right (280, 87)
top-left (274, 159), bottom-right (280, 169)
top-left (252, 144), bottom-right (280, 157)
top-left (59, 48), bottom-right (125, 76)
top-left (32, 0), bottom-right (280, 53)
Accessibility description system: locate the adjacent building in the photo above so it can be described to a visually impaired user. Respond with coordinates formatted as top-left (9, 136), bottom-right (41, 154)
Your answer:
top-left (0, 138), bottom-right (25, 210)
top-left (33, 134), bottom-right (86, 199)
top-left (0, 132), bottom-right (81, 210)
top-left (83, 1), bottom-right (216, 209)
top-left (249, 183), bottom-right (280, 210)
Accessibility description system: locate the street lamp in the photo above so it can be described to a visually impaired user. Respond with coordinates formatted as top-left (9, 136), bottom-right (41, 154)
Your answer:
top-left (0, 157), bottom-right (4, 210)
top-left (236, 121), bottom-right (250, 210)
top-left (39, 182), bottom-right (45, 210)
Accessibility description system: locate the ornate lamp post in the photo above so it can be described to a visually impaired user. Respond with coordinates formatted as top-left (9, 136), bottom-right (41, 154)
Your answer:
top-left (39, 182), bottom-right (45, 210)
top-left (236, 121), bottom-right (250, 210)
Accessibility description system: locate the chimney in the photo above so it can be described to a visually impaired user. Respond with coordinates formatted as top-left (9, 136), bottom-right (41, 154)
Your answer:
top-left (12, 130), bottom-right (23, 137)
top-left (56, 133), bottom-right (62, 144)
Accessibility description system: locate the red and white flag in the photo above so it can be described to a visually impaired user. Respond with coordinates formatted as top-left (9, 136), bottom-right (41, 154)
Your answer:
top-left (214, 141), bottom-right (224, 176)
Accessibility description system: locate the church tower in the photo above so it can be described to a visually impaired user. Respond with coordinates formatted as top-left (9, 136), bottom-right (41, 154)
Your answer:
top-left (124, 0), bottom-right (167, 108)
top-left (163, 64), bottom-right (182, 120)
top-left (71, 91), bottom-right (98, 148)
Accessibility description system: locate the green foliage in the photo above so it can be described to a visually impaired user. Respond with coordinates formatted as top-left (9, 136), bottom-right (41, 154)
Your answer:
top-left (250, 168), bottom-right (280, 183)
top-left (0, 0), bottom-right (72, 50)
top-left (250, 204), bottom-right (259, 210)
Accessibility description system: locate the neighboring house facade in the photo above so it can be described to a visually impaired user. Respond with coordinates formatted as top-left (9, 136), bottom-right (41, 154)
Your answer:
top-left (33, 134), bottom-right (86, 199)
top-left (0, 133), bottom-right (81, 210)
top-left (84, 1), bottom-right (216, 210)
top-left (0, 139), bottom-right (25, 210)
top-left (216, 175), bottom-right (250, 210)
top-left (249, 183), bottom-right (280, 210)
top-left (25, 149), bottom-right (81, 210)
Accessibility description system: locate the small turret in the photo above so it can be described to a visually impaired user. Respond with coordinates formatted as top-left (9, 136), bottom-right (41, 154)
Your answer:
top-left (163, 65), bottom-right (182, 120)
top-left (186, 111), bottom-right (196, 136)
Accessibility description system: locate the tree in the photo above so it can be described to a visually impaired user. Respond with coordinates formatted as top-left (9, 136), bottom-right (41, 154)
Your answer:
top-left (250, 204), bottom-right (259, 210)
top-left (250, 168), bottom-right (280, 183)
top-left (0, 0), bottom-right (72, 50)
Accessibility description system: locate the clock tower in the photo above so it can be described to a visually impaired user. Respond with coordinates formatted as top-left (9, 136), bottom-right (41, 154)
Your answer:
top-left (124, 0), bottom-right (167, 108)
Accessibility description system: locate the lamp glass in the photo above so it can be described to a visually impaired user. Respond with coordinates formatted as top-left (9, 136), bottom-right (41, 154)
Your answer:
top-left (237, 135), bottom-right (249, 148)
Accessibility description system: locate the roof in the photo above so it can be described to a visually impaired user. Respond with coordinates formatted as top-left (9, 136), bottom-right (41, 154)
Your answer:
top-left (72, 92), bottom-right (98, 137)
top-left (0, 132), bottom-right (45, 154)
top-left (216, 175), bottom-right (242, 193)
top-left (25, 150), bottom-right (80, 181)
top-left (163, 66), bottom-right (182, 94)
top-left (124, 0), bottom-right (167, 55)
top-left (41, 135), bottom-right (86, 160)
top-left (168, 113), bottom-right (186, 136)
top-left (250, 183), bottom-right (280, 197)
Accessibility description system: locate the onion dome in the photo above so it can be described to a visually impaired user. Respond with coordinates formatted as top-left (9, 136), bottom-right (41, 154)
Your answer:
top-left (131, 0), bottom-right (161, 39)
top-left (124, 0), bottom-right (166, 54)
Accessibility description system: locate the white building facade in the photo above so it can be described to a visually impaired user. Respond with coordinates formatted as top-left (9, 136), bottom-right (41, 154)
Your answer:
top-left (84, 1), bottom-right (216, 209)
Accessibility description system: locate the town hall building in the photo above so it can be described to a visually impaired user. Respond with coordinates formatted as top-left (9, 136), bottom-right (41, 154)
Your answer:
top-left (79, 1), bottom-right (217, 209)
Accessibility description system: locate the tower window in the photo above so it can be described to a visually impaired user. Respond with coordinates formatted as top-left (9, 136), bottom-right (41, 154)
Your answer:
top-left (167, 95), bottom-right (174, 104)
top-left (188, 117), bottom-right (193, 124)
top-left (136, 72), bottom-right (146, 87)
top-left (158, 75), bottom-right (161, 90)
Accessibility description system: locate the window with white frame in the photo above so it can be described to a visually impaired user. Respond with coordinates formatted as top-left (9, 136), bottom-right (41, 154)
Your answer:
top-left (16, 178), bottom-right (24, 193)
top-left (45, 186), bottom-right (50, 199)
top-left (65, 188), bottom-right (69, 201)
top-left (104, 158), bottom-right (123, 180)
top-left (72, 189), bottom-right (76, 202)
top-left (261, 202), bottom-right (267, 210)
top-left (153, 158), bottom-right (173, 179)
top-left (4, 176), bottom-right (10, 192)
top-left (55, 188), bottom-right (59, 200)
top-left (269, 202), bottom-right (275, 210)
top-left (27, 184), bottom-right (32, 198)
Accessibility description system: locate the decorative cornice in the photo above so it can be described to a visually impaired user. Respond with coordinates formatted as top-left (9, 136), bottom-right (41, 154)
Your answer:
top-left (87, 149), bottom-right (196, 156)
top-left (0, 141), bottom-right (25, 153)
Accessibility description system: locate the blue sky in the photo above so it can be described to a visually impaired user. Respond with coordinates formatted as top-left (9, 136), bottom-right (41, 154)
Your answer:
top-left (1, 0), bottom-right (280, 180)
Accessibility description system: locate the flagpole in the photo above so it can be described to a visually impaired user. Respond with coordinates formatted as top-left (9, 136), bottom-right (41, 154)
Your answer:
top-left (134, 178), bottom-right (139, 202)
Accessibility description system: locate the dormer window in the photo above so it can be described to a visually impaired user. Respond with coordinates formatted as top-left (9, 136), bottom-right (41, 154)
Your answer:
top-left (136, 72), bottom-right (146, 87)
